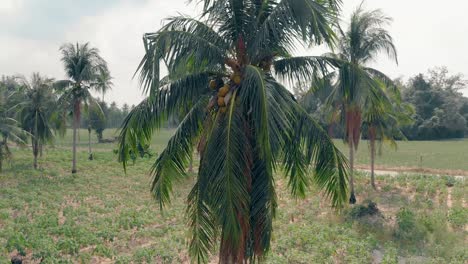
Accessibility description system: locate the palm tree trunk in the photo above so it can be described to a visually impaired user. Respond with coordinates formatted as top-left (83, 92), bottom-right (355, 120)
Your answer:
top-left (88, 126), bottom-right (93, 160)
top-left (346, 109), bottom-right (357, 204)
top-left (72, 100), bottom-right (80, 174)
top-left (0, 143), bottom-right (3, 173)
top-left (39, 143), bottom-right (43, 157)
top-left (0, 136), bottom-right (6, 172)
top-left (369, 126), bottom-right (376, 189)
top-left (349, 136), bottom-right (356, 204)
top-left (32, 136), bottom-right (39, 169)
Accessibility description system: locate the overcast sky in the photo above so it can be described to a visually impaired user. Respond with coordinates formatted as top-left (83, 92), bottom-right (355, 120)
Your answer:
top-left (1, 0), bottom-right (467, 106)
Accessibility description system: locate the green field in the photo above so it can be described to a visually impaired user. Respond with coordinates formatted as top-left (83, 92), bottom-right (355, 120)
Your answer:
top-left (333, 139), bottom-right (468, 172)
top-left (0, 129), bottom-right (467, 263)
top-left (57, 129), bottom-right (468, 172)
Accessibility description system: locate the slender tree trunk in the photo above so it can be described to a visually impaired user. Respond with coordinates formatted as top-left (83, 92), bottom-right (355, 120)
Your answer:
top-left (39, 142), bottom-right (43, 157)
top-left (346, 109), bottom-right (358, 204)
top-left (88, 126), bottom-right (93, 160)
top-left (0, 136), bottom-right (6, 172)
top-left (72, 100), bottom-right (80, 174)
top-left (0, 143), bottom-right (3, 173)
top-left (349, 136), bottom-right (356, 204)
top-left (369, 127), bottom-right (376, 189)
top-left (32, 136), bottom-right (39, 169)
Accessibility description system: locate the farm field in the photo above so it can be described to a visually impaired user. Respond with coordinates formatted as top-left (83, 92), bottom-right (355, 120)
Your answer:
top-left (0, 130), bottom-right (466, 263)
top-left (56, 129), bottom-right (468, 172)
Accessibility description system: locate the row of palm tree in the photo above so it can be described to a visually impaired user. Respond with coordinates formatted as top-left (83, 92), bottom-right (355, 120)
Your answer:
top-left (0, 43), bottom-right (112, 173)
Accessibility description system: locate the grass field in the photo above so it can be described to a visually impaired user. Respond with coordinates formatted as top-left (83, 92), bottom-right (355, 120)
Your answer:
top-left (0, 129), bottom-right (467, 263)
top-left (56, 128), bottom-right (468, 172)
top-left (333, 139), bottom-right (468, 172)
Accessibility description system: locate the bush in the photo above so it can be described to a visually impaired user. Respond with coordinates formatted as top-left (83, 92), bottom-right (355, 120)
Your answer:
top-left (448, 207), bottom-right (468, 229)
top-left (346, 200), bottom-right (381, 220)
top-left (394, 207), bottom-right (427, 248)
top-left (442, 176), bottom-right (456, 187)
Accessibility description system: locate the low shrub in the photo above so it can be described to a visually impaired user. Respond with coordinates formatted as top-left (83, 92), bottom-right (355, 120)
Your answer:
top-left (346, 200), bottom-right (381, 220)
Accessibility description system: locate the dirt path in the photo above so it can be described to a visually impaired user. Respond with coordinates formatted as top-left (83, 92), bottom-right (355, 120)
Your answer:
top-left (358, 166), bottom-right (466, 180)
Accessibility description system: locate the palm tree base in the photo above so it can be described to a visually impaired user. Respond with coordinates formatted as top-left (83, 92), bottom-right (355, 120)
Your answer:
top-left (88, 154), bottom-right (94, 160)
top-left (349, 192), bottom-right (357, 204)
top-left (71, 169), bottom-right (77, 174)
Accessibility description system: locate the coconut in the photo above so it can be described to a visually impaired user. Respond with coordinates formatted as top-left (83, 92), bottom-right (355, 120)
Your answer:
top-left (209, 80), bottom-right (217, 89)
top-left (218, 85), bottom-right (229, 97)
top-left (232, 74), bottom-right (241, 85)
top-left (217, 96), bottom-right (225, 107)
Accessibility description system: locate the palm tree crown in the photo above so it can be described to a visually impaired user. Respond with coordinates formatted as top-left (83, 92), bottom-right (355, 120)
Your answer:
top-left (119, 0), bottom-right (349, 262)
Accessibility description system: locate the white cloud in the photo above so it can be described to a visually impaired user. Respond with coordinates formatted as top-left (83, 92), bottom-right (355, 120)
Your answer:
top-left (0, 0), bottom-right (23, 14)
top-left (63, 0), bottom-right (199, 106)
top-left (1, 0), bottom-right (467, 104)
top-left (0, 36), bottom-right (62, 79)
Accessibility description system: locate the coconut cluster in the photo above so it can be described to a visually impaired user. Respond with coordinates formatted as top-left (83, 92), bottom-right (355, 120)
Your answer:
top-left (209, 73), bottom-right (241, 114)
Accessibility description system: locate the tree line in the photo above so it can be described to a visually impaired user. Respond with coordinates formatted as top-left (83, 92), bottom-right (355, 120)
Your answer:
top-left (297, 66), bottom-right (468, 141)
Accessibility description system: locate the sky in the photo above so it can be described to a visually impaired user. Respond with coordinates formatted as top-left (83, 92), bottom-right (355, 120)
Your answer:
top-left (1, 0), bottom-right (467, 106)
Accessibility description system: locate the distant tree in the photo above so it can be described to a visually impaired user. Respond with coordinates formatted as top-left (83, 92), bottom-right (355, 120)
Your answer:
top-left (402, 68), bottom-right (467, 139)
top-left (18, 73), bottom-right (58, 169)
top-left (322, 5), bottom-right (398, 203)
top-left (56, 42), bottom-right (108, 173)
top-left (122, 103), bottom-right (129, 116)
top-left (87, 102), bottom-right (107, 142)
top-left (106, 101), bottom-right (123, 128)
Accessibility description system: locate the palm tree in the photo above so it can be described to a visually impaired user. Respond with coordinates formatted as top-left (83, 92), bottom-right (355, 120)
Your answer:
top-left (18, 73), bottom-right (58, 169)
top-left (0, 80), bottom-right (26, 172)
top-left (57, 42), bottom-right (108, 173)
top-left (323, 5), bottom-right (398, 204)
top-left (362, 98), bottom-right (413, 189)
top-left (95, 67), bottom-right (113, 102)
top-left (118, 1), bottom-right (348, 262)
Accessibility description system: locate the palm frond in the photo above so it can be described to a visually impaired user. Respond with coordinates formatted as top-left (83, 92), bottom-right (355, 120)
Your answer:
top-left (150, 97), bottom-right (208, 209)
top-left (273, 55), bottom-right (338, 84)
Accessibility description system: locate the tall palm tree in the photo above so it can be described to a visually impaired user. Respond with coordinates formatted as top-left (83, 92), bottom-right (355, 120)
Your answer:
top-left (118, 0), bottom-right (348, 262)
top-left (57, 42), bottom-right (108, 173)
top-left (323, 5), bottom-right (398, 204)
top-left (95, 67), bottom-right (113, 102)
top-left (18, 73), bottom-right (58, 169)
top-left (362, 99), bottom-right (413, 189)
